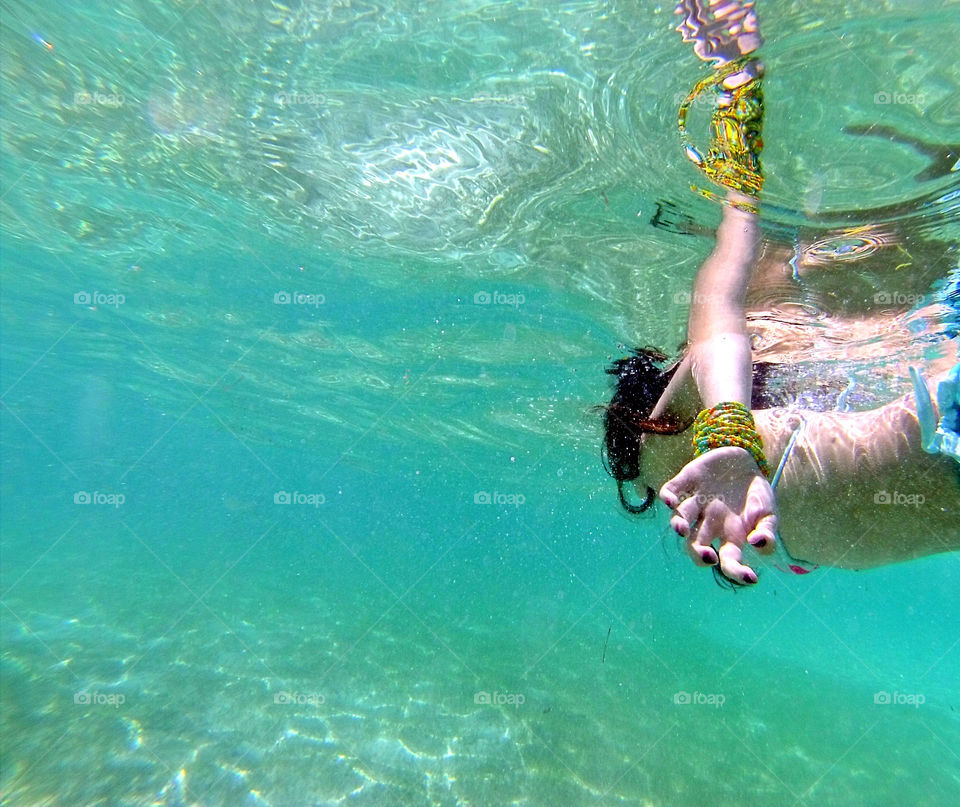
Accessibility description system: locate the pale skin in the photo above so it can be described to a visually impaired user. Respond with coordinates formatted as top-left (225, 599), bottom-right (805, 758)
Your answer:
top-left (650, 6), bottom-right (959, 583)
top-left (641, 192), bottom-right (959, 584)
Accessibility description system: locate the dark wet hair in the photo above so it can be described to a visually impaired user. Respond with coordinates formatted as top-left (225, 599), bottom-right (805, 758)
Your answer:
top-left (601, 347), bottom-right (693, 513)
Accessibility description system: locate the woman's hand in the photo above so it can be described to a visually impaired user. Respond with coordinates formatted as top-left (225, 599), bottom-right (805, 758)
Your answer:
top-left (659, 446), bottom-right (777, 585)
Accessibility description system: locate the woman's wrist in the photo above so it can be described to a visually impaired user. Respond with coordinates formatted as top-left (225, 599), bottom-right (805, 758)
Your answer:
top-left (692, 401), bottom-right (770, 477)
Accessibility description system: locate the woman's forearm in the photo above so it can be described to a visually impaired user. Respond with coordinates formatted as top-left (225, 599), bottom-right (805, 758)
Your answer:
top-left (687, 197), bottom-right (759, 408)
top-left (674, 1), bottom-right (765, 410)
top-left (689, 333), bottom-right (753, 408)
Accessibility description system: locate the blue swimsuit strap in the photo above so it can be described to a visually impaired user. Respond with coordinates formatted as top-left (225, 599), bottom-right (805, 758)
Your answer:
top-left (768, 416), bottom-right (819, 574)
top-left (770, 417), bottom-right (803, 491)
top-left (909, 363), bottom-right (960, 463)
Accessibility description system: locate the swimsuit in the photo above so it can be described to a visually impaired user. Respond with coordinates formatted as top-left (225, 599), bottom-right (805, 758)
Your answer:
top-left (910, 363), bottom-right (960, 466)
top-left (909, 265), bottom-right (960, 477)
top-left (766, 351), bottom-right (959, 577)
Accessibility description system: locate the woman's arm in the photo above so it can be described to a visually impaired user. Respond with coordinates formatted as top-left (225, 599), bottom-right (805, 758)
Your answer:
top-left (659, 195), bottom-right (778, 584)
top-left (686, 192), bottom-right (758, 408)
top-left (646, 192), bottom-right (760, 425)
top-left (658, 1), bottom-right (777, 585)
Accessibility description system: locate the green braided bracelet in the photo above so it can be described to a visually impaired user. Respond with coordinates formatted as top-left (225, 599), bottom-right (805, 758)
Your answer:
top-left (692, 401), bottom-right (770, 478)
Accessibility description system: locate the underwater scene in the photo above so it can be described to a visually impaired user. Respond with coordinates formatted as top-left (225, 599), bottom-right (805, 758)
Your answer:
top-left (2, 0), bottom-right (959, 804)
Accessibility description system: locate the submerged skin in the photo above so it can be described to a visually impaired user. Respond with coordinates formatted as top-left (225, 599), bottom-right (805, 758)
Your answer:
top-left (638, 356), bottom-right (960, 573)
top-left (640, 193), bottom-right (959, 582)
top-left (651, 196), bottom-right (777, 583)
top-left (653, 3), bottom-right (959, 582)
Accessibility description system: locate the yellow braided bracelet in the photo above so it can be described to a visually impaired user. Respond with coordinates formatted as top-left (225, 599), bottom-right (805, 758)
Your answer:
top-left (692, 401), bottom-right (770, 478)
top-left (677, 56), bottom-right (765, 208)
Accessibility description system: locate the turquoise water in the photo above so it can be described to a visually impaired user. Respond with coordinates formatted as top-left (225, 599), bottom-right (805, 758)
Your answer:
top-left (2, 1), bottom-right (959, 804)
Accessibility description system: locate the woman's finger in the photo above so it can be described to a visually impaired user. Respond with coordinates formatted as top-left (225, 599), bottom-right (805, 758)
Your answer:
top-left (718, 542), bottom-right (758, 585)
top-left (684, 529), bottom-right (719, 566)
top-left (659, 478), bottom-right (687, 510)
top-left (668, 494), bottom-right (703, 538)
top-left (747, 514), bottom-right (778, 554)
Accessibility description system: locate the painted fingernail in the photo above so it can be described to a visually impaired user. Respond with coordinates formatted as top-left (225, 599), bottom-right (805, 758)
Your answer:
top-left (751, 538), bottom-right (767, 548)
top-left (742, 574), bottom-right (757, 584)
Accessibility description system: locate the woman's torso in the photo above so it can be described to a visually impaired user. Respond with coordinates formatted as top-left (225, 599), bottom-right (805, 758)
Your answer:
top-left (638, 394), bottom-right (960, 569)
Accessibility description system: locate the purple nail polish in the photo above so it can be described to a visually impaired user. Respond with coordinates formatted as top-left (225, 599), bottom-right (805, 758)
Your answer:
top-left (752, 538), bottom-right (767, 548)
